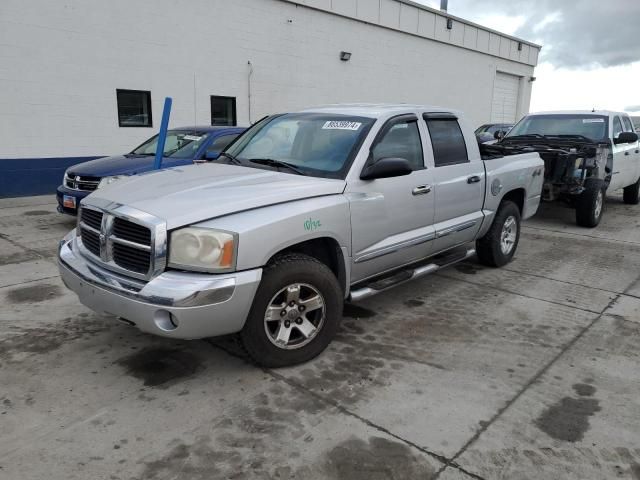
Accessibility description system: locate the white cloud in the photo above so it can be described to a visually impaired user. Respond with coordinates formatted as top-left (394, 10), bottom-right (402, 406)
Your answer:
top-left (530, 61), bottom-right (640, 113)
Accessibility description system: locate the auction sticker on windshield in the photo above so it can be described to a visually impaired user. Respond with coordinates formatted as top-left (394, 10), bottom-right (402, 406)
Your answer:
top-left (322, 121), bottom-right (362, 130)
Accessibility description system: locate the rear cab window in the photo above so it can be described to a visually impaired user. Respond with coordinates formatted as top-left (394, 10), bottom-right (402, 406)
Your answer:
top-left (423, 114), bottom-right (469, 167)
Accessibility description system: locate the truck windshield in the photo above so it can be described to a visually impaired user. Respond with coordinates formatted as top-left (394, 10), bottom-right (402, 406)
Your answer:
top-left (506, 114), bottom-right (609, 142)
top-left (131, 130), bottom-right (209, 158)
top-left (224, 113), bottom-right (375, 178)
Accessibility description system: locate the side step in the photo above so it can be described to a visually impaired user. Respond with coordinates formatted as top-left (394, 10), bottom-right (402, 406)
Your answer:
top-left (349, 247), bottom-right (476, 302)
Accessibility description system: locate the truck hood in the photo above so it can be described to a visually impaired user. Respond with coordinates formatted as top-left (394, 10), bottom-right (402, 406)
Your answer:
top-left (85, 164), bottom-right (346, 229)
top-left (67, 154), bottom-right (191, 177)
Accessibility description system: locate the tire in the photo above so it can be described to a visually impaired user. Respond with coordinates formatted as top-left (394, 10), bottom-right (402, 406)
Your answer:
top-left (623, 178), bottom-right (640, 205)
top-left (476, 200), bottom-right (521, 268)
top-left (239, 253), bottom-right (343, 368)
top-left (576, 179), bottom-right (605, 227)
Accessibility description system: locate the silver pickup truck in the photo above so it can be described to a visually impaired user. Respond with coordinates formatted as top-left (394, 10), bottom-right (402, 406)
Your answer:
top-left (59, 104), bottom-right (543, 367)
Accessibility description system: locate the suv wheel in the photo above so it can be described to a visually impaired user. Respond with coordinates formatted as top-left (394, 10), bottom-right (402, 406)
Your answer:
top-left (476, 200), bottom-right (521, 267)
top-left (239, 253), bottom-right (343, 368)
top-left (576, 178), bottom-right (605, 227)
top-left (623, 178), bottom-right (640, 205)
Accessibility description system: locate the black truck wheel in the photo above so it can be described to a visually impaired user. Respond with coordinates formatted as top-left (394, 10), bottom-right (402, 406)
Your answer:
top-left (239, 253), bottom-right (343, 368)
top-left (623, 178), bottom-right (640, 205)
top-left (476, 200), bottom-right (521, 268)
top-left (576, 179), bottom-right (605, 227)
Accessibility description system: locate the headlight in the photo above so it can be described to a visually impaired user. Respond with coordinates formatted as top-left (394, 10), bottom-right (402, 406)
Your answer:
top-left (168, 227), bottom-right (236, 272)
top-left (97, 175), bottom-right (123, 189)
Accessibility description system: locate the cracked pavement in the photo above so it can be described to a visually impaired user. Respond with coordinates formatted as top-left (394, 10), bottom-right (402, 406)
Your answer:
top-left (0, 194), bottom-right (639, 479)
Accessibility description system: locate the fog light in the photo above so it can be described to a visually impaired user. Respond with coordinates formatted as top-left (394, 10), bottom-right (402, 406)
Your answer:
top-left (154, 310), bottom-right (179, 331)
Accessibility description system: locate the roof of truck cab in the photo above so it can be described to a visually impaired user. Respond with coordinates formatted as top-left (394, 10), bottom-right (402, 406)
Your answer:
top-left (299, 103), bottom-right (461, 118)
top-left (528, 110), bottom-right (628, 117)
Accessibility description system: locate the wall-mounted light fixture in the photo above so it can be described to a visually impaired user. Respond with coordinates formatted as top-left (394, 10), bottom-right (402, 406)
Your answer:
top-left (340, 51), bottom-right (352, 62)
top-left (518, 42), bottom-right (523, 51)
top-left (446, 18), bottom-right (453, 30)
top-left (529, 76), bottom-right (537, 82)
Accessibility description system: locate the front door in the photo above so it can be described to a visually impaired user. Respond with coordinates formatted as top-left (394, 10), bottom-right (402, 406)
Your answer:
top-left (347, 115), bottom-right (436, 283)
top-left (610, 115), bottom-right (637, 191)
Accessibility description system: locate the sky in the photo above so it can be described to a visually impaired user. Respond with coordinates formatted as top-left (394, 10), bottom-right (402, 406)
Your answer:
top-left (415, 0), bottom-right (640, 114)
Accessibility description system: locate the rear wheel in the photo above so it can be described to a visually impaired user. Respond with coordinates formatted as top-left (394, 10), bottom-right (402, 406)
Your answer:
top-left (239, 253), bottom-right (342, 368)
top-left (576, 179), bottom-right (605, 227)
top-left (623, 178), bottom-right (640, 205)
top-left (476, 200), bottom-right (521, 268)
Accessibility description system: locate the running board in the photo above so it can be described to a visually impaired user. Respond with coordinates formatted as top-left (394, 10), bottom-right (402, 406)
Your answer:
top-left (349, 247), bottom-right (476, 302)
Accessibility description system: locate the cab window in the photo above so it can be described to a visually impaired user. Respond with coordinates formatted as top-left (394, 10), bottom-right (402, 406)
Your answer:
top-left (613, 116), bottom-right (624, 137)
top-left (622, 116), bottom-right (634, 132)
top-left (425, 118), bottom-right (469, 167)
top-left (371, 119), bottom-right (424, 171)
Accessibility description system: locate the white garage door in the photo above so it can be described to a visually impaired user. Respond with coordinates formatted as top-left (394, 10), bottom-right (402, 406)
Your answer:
top-left (491, 72), bottom-right (521, 123)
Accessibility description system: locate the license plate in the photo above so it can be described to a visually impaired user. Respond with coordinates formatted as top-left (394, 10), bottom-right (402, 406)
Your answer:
top-left (63, 195), bottom-right (76, 209)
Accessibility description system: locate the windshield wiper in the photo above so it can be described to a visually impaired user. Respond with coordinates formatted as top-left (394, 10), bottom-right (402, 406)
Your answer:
top-left (217, 152), bottom-right (243, 165)
top-left (249, 158), bottom-right (304, 175)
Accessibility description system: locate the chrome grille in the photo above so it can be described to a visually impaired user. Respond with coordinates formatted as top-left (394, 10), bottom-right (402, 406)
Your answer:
top-left (65, 173), bottom-right (100, 192)
top-left (113, 242), bottom-right (151, 274)
top-left (113, 218), bottom-right (151, 246)
top-left (80, 228), bottom-right (101, 257)
top-left (77, 204), bottom-right (166, 280)
top-left (81, 208), bottom-right (103, 230)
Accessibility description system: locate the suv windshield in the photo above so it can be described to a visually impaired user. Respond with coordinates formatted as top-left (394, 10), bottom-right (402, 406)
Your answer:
top-left (506, 114), bottom-right (609, 142)
top-left (131, 130), bottom-right (210, 158)
top-left (224, 113), bottom-right (375, 178)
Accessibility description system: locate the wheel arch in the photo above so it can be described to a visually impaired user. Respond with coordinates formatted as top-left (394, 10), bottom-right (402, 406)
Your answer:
top-left (265, 236), bottom-right (349, 297)
top-left (500, 188), bottom-right (525, 214)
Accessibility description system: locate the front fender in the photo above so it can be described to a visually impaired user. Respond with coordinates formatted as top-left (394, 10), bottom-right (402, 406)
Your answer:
top-left (192, 195), bottom-right (352, 271)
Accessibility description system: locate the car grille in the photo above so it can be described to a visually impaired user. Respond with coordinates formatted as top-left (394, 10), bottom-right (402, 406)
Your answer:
top-left (78, 206), bottom-right (161, 279)
top-left (81, 208), bottom-right (103, 230)
top-left (65, 173), bottom-right (100, 192)
top-left (113, 218), bottom-right (151, 246)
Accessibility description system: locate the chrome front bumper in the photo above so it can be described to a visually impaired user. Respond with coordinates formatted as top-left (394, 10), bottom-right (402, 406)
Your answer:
top-left (58, 229), bottom-right (262, 339)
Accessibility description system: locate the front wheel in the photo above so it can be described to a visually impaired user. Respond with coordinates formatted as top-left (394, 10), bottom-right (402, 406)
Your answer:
top-left (476, 200), bottom-right (521, 268)
top-left (239, 253), bottom-right (343, 368)
top-left (576, 179), bottom-right (605, 227)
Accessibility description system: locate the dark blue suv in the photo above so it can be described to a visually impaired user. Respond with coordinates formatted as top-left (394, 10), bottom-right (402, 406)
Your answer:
top-left (57, 126), bottom-right (245, 215)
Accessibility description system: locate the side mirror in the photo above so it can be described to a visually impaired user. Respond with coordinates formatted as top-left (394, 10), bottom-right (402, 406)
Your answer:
top-left (360, 157), bottom-right (412, 180)
top-left (205, 151), bottom-right (220, 160)
top-left (614, 132), bottom-right (639, 144)
top-left (494, 130), bottom-right (506, 140)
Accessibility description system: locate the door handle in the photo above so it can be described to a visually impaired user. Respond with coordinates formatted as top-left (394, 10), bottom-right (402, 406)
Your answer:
top-left (625, 151), bottom-right (630, 156)
top-left (467, 175), bottom-right (481, 184)
top-left (412, 185), bottom-right (432, 196)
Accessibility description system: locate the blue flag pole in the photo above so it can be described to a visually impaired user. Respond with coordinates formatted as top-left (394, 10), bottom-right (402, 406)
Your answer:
top-left (153, 97), bottom-right (173, 170)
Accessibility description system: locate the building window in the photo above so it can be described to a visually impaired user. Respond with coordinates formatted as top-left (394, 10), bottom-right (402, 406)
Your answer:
top-left (116, 89), bottom-right (152, 127)
top-left (211, 96), bottom-right (237, 126)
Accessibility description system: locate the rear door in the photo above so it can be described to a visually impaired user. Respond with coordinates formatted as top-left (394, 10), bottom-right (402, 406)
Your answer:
top-left (347, 115), bottom-right (435, 283)
top-left (423, 113), bottom-right (485, 254)
top-left (610, 115), bottom-right (636, 190)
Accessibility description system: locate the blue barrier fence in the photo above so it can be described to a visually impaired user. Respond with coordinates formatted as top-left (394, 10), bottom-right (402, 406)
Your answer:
top-left (0, 157), bottom-right (104, 198)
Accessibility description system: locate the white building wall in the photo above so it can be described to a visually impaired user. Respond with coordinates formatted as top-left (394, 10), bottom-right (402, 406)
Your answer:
top-left (0, 0), bottom-right (539, 159)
